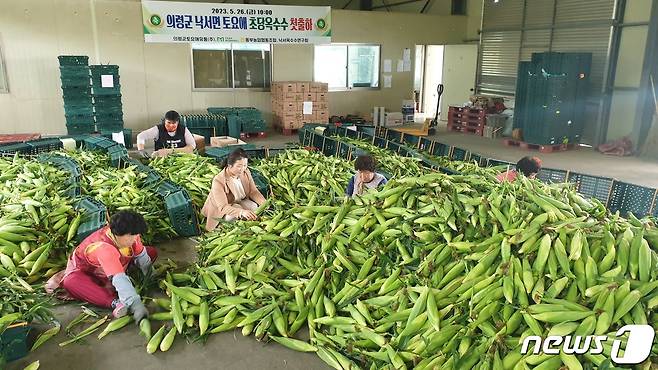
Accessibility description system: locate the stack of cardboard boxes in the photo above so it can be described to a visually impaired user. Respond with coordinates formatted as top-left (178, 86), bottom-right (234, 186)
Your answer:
top-left (271, 81), bottom-right (329, 131)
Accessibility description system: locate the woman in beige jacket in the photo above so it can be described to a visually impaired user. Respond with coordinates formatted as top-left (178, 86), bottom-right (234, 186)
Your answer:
top-left (201, 148), bottom-right (266, 231)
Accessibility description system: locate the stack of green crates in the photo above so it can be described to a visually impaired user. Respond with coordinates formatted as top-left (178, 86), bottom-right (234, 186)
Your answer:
top-left (180, 114), bottom-right (228, 140)
top-left (514, 52), bottom-right (591, 145)
top-left (207, 107), bottom-right (266, 135)
top-left (59, 56), bottom-right (94, 135)
top-left (91, 65), bottom-right (124, 133)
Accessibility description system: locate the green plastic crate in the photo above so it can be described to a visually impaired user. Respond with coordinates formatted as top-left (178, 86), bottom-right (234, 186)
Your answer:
top-left (0, 323), bottom-right (31, 362)
top-left (92, 85), bottom-right (121, 96)
top-left (107, 145), bottom-right (129, 167)
top-left (156, 179), bottom-right (184, 198)
top-left (66, 125), bottom-right (96, 135)
top-left (205, 144), bottom-right (256, 163)
top-left (75, 196), bottom-right (108, 242)
top-left (26, 138), bottom-right (63, 155)
top-left (58, 55), bottom-right (89, 66)
top-left (251, 168), bottom-right (269, 196)
top-left (64, 104), bottom-right (94, 116)
top-left (164, 190), bottom-right (199, 237)
top-left (0, 143), bottom-right (32, 155)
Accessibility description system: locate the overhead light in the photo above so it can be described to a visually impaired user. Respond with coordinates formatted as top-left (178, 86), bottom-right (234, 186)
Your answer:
top-left (494, 0), bottom-right (500, 3)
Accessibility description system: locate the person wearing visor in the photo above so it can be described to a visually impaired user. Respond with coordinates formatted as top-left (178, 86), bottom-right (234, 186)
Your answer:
top-left (136, 110), bottom-right (196, 158)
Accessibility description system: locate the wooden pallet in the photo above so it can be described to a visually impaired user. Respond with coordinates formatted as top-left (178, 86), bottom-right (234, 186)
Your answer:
top-left (503, 139), bottom-right (578, 153)
top-left (240, 131), bottom-right (266, 139)
top-left (447, 122), bottom-right (484, 136)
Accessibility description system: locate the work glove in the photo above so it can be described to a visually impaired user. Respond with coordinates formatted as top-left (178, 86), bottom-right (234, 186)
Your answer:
top-left (138, 150), bottom-right (151, 159)
top-left (130, 299), bottom-right (149, 323)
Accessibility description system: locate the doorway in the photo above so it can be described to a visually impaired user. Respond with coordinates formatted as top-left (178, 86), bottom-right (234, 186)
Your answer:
top-left (414, 45), bottom-right (444, 120)
top-left (414, 44), bottom-right (479, 123)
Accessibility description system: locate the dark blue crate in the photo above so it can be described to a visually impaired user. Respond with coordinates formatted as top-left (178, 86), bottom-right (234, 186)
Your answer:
top-left (336, 141), bottom-right (357, 160)
top-left (401, 133), bottom-right (420, 147)
top-left (386, 130), bottom-right (403, 143)
top-left (345, 128), bottom-right (360, 139)
top-left (419, 138), bottom-right (433, 152)
top-left (567, 172), bottom-right (614, 204)
top-left (373, 137), bottom-right (387, 149)
top-left (387, 141), bottom-right (403, 154)
top-left (0, 143), bottom-right (32, 155)
top-left (431, 142), bottom-right (450, 157)
top-left (375, 126), bottom-right (388, 137)
top-left (607, 181), bottom-right (656, 217)
top-left (488, 158), bottom-right (514, 168)
top-left (0, 323), bottom-right (31, 362)
top-left (470, 153), bottom-right (484, 166)
top-left (536, 168), bottom-right (569, 184)
top-left (451, 147), bottom-right (469, 161)
top-left (321, 136), bottom-right (337, 156)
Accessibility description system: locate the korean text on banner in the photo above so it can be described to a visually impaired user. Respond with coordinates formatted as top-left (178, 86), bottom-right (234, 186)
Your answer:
top-left (141, 1), bottom-right (332, 44)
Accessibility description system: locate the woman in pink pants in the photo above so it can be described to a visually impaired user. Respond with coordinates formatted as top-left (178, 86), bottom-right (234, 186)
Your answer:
top-left (48, 210), bottom-right (155, 323)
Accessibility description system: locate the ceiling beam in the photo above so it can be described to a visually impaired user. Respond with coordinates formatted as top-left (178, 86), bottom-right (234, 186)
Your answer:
top-left (371, 0), bottom-right (422, 10)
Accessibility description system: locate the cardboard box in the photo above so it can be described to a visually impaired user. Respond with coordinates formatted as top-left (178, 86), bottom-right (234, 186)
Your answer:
top-left (282, 101), bottom-right (300, 112)
top-left (193, 134), bottom-right (206, 154)
top-left (318, 82), bottom-right (328, 92)
top-left (316, 93), bottom-right (327, 102)
top-left (384, 112), bottom-right (404, 127)
top-left (300, 82), bottom-right (311, 93)
top-left (301, 93), bottom-right (314, 101)
top-left (210, 136), bottom-right (246, 148)
top-left (273, 81), bottom-right (299, 93)
top-left (313, 102), bottom-right (328, 111)
top-left (317, 111), bottom-right (329, 122)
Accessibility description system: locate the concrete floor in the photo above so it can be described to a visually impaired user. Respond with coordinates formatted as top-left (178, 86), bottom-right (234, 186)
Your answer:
top-left (8, 238), bottom-right (329, 370)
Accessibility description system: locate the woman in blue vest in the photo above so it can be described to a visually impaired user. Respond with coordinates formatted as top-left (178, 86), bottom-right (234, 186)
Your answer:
top-left (136, 110), bottom-right (196, 158)
top-left (346, 154), bottom-right (388, 197)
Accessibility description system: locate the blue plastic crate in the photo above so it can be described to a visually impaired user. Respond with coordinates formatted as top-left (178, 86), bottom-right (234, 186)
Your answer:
top-left (321, 136), bottom-right (337, 156)
top-left (419, 138), bottom-right (433, 152)
top-left (0, 142), bottom-right (32, 155)
top-left (536, 168), bottom-right (569, 184)
top-left (488, 158), bottom-right (514, 168)
top-left (451, 147), bottom-right (469, 161)
top-left (375, 126), bottom-right (388, 137)
top-left (336, 141), bottom-right (357, 160)
top-left (607, 181), bottom-right (656, 217)
top-left (387, 141), bottom-right (403, 154)
top-left (567, 172), bottom-right (614, 204)
top-left (373, 137), bottom-right (387, 149)
top-left (386, 130), bottom-right (403, 143)
top-left (431, 142), bottom-right (450, 157)
top-left (401, 133), bottom-right (420, 147)
top-left (1, 323), bottom-right (31, 362)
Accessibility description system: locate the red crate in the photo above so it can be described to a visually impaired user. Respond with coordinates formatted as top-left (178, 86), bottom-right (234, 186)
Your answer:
top-left (447, 122), bottom-right (484, 136)
top-left (503, 139), bottom-right (578, 153)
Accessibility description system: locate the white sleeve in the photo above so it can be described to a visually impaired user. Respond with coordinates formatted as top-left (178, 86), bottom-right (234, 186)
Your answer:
top-left (136, 126), bottom-right (160, 146)
top-left (184, 128), bottom-right (197, 149)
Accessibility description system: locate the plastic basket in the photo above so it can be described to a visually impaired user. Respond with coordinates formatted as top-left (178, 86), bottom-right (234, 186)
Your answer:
top-left (0, 142), bottom-right (32, 155)
top-left (58, 55), bottom-right (89, 66)
top-left (321, 136), bottom-right (337, 156)
top-left (62, 86), bottom-right (92, 98)
top-left (386, 130), bottom-right (403, 143)
top-left (251, 168), bottom-right (270, 196)
top-left (387, 141), bottom-right (403, 154)
top-left (336, 141), bottom-right (356, 160)
top-left (488, 158), bottom-right (514, 168)
top-left (0, 323), bottom-right (31, 362)
top-left (124, 158), bottom-right (162, 187)
top-left (607, 181), bottom-right (657, 217)
top-left (66, 125), bottom-right (96, 135)
top-left (567, 172), bottom-right (614, 204)
top-left (26, 138), bottom-right (63, 155)
top-left (205, 144), bottom-right (256, 163)
top-left (65, 114), bottom-right (95, 126)
top-left (418, 138), bottom-right (433, 152)
top-left (156, 179), bottom-right (184, 198)
top-left (164, 190), bottom-right (199, 237)
top-left (92, 86), bottom-right (121, 96)
top-left (431, 142), bottom-right (450, 157)
top-left (375, 126), bottom-right (388, 137)
top-left (75, 196), bottom-right (108, 242)
top-left (64, 104), bottom-right (94, 116)
top-left (107, 145), bottom-right (128, 167)
top-left (470, 153), bottom-right (484, 167)
top-left (451, 147), bottom-right (469, 161)
top-left (536, 168), bottom-right (569, 184)
top-left (401, 133), bottom-right (420, 147)
top-left (373, 137), bottom-right (387, 149)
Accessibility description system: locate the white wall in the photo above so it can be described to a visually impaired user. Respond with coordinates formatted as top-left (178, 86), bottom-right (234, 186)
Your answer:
top-left (0, 1), bottom-right (467, 135)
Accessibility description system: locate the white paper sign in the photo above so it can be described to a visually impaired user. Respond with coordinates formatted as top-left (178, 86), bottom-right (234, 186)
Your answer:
top-left (396, 60), bottom-right (404, 73)
top-left (403, 60), bottom-right (411, 72)
top-left (101, 75), bottom-right (114, 88)
top-left (111, 132), bottom-right (125, 146)
top-left (384, 75), bottom-right (392, 88)
top-left (403, 48), bottom-right (411, 62)
top-left (303, 101), bottom-right (313, 114)
top-left (384, 59), bottom-right (392, 73)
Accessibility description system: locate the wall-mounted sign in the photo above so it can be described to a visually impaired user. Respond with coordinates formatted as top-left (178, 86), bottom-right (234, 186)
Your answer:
top-left (142, 1), bottom-right (331, 44)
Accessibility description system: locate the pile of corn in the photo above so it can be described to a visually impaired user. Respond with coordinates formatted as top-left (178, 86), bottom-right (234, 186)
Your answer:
top-left (58, 151), bottom-right (176, 244)
top-left (136, 148), bottom-right (658, 368)
top-left (149, 153), bottom-right (220, 209)
top-left (335, 137), bottom-right (428, 178)
top-left (0, 155), bottom-right (82, 285)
